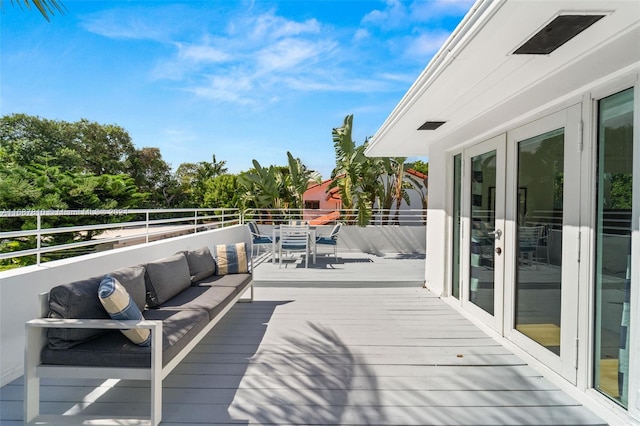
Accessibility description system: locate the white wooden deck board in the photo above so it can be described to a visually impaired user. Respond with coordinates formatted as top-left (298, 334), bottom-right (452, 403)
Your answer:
top-left (252, 251), bottom-right (426, 285)
top-left (1, 285), bottom-right (605, 425)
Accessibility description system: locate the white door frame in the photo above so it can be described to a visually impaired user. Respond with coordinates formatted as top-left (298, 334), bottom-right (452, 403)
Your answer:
top-left (630, 81), bottom-right (640, 421)
top-left (461, 134), bottom-right (506, 332)
top-left (503, 105), bottom-right (581, 384)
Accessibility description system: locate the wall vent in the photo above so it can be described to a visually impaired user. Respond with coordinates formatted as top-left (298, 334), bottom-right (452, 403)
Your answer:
top-left (418, 121), bottom-right (446, 130)
top-left (513, 14), bottom-right (605, 55)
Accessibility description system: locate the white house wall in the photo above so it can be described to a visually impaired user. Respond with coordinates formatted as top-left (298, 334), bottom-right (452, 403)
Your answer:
top-left (424, 147), bottom-right (448, 296)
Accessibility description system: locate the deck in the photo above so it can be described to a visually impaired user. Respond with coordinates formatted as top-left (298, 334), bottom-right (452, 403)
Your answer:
top-left (252, 250), bottom-right (426, 286)
top-left (0, 252), bottom-right (605, 425)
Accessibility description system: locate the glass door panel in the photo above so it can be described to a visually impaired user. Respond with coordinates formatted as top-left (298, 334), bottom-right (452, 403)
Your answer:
top-left (470, 150), bottom-right (497, 315)
top-left (594, 88), bottom-right (634, 407)
top-left (505, 104), bottom-right (580, 384)
top-left (515, 128), bottom-right (564, 356)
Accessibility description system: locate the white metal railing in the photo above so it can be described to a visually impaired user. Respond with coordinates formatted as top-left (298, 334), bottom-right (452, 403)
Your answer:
top-left (0, 209), bottom-right (241, 266)
top-left (1, 208), bottom-right (426, 268)
top-left (242, 208), bottom-right (427, 226)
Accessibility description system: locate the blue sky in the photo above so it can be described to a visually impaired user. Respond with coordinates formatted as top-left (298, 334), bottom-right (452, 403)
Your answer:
top-left (1, 0), bottom-right (472, 179)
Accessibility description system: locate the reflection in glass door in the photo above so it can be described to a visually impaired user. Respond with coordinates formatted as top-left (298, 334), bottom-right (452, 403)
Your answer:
top-left (515, 128), bottom-right (564, 355)
top-left (452, 154), bottom-right (462, 299)
top-left (594, 88), bottom-right (634, 407)
top-left (470, 150), bottom-right (497, 315)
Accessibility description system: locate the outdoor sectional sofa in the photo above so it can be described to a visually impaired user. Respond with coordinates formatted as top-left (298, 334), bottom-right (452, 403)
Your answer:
top-left (24, 244), bottom-right (253, 425)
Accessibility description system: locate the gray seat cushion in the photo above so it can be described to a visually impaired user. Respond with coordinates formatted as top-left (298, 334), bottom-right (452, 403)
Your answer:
top-left (41, 308), bottom-right (209, 368)
top-left (196, 273), bottom-right (252, 296)
top-left (157, 286), bottom-right (237, 321)
top-left (144, 253), bottom-right (191, 307)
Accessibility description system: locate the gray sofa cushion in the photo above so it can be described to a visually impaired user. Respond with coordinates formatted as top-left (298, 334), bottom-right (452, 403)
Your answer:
top-left (145, 253), bottom-right (191, 307)
top-left (177, 247), bottom-right (216, 284)
top-left (157, 286), bottom-right (237, 321)
top-left (41, 308), bottom-right (209, 368)
top-left (47, 276), bottom-right (109, 349)
top-left (47, 267), bottom-right (149, 349)
top-left (110, 265), bottom-right (147, 311)
top-left (196, 273), bottom-right (253, 296)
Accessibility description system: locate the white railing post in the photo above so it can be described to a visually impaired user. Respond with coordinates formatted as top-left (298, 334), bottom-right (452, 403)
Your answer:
top-left (194, 210), bottom-right (198, 234)
top-left (36, 214), bottom-right (42, 265)
top-left (145, 211), bottom-right (150, 244)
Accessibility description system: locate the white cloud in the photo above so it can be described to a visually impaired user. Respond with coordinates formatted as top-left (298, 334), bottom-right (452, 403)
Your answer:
top-left (361, 0), bottom-right (474, 29)
top-left (361, 0), bottom-right (408, 30)
top-left (377, 72), bottom-right (418, 84)
top-left (188, 74), bottom-right (256, 106)
top-left (282, 74), bottom-right (392, 94)
top-left (404, 30), bottom-right (452, 59)
top-left (250, 13), bottom-right (321, 40)
top-left (95, 4), bottom-right (450, 106)
top-left (177, 44), bottom-right (232, 64)
top-left (257, 38), bottom-right (335, 73)
top-left (79, 6), bottom-right (188, 42)
top-left (353, 28), bottom-right (370, 42)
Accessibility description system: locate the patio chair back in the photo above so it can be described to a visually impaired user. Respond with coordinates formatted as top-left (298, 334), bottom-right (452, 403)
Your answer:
top-left (518, 225), bottom-right (544, 268)
top-left (247, 221), bottom-right (260, 237)
top-left (328, 222), bottom-right (342, 239)
top-left (316, 222), bottom-right (342, 260)
top-left (279, 225), bottom-right (310, 268)
top-left (247, 221), bottom-right (272, 258)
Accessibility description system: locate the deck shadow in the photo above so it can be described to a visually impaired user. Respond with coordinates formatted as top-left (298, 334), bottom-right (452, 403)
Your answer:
top-left (230, 322), bottom-right (385, 425)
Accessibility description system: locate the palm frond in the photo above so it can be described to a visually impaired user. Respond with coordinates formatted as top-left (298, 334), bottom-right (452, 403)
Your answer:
top-left (9, 0), bottom-right (66, 21)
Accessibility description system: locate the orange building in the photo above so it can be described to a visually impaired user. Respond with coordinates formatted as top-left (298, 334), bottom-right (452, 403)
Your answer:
top-left (302, 169), bottom-right (427, 223)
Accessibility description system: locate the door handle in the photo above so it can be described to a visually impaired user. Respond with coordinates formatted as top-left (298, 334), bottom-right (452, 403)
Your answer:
top-left (488, 229), bottom-right (502, 240)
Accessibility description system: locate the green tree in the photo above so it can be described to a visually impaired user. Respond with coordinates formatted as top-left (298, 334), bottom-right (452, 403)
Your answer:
top-left (126, 147), bottom-right (180, 207)
top-left (286, 151), bottom-right (320, 210)
top-left (175, 155), bottom-right (228, 207)
top-left (0, 114), bottom-right (78, 170)
top-left (329, 115), bottom-right (382, 226)
top-left (202, 174), bottom-right (241, 209)
top-left (238, 153), bottom-right (319, 220)
top-left (373, 156), bottom-right (413, 224)
top-left (372, 156), bottom-right (414, 224)
top-left (73, 119), bottom-right (136, 175)
top-left (0, 114), bottom-right (136, 176)
top-left (329, 115), bottom-right (362, 212)
top-left (405, 165), bottom-right (428, 215)
top-left (0, 160), bottom-right (145, 269)
top-left (0, 114), bottom-right (189, 208)
top-left (238, 160), bottom-right (284, 210)
top-left (410, 160), bottom-right (429, 175)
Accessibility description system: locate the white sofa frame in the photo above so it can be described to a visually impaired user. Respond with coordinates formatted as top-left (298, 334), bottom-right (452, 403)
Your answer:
top-left (24, 282), bottom-right (254, 425)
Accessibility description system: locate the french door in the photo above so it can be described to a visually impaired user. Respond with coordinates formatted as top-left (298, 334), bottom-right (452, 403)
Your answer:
top-left (462, 135), bottom-right (506, 331)
top-left (504, 106), bottom-right (581, 384)
top-left (460, 106), bottom-right (581, 383)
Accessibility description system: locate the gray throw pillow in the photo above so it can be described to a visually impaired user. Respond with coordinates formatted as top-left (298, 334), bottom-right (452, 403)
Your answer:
top-left (144, 253), bottom-right (191, 307)
top-left (110, 265), bottom-right (146, 311)
top-left (177, 247), bottom-right (216, 284)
